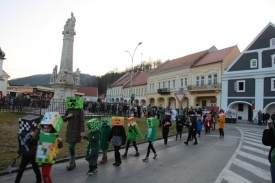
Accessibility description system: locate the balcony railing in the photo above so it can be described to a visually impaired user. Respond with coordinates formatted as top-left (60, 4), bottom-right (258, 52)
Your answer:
top-left (187, 83), bottom-right (221, 90)
top-left (157, 88), bottom-right (170, 95)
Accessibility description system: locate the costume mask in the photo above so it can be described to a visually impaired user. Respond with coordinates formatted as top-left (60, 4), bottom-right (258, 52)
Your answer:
top-left (146, 117), bottom-right (158, 127)
top-left (101, 117), bottom-right (111, 127)
top-left (86, 118), bottom-right (100, 132)
top-left (66, 96), bottom-right (83, 109)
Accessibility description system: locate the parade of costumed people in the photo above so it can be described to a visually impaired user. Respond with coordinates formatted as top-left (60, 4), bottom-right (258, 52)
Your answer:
top-left (143, 117), bottom-right (158, 162)
top-left (15, 115), bottom-right (42, 183)
top-left (99, 117), bottom-right (112, 164)
top-left (32, 112), bottom-right (64, 183)
top-left (108, 117), bottom-right (126, 167)
top-left (83, 118), bottom-right (101, 175)
top-left (62, 96), bottom-right (85, 171)
top-left (122, 117), bottom-right (143, 158)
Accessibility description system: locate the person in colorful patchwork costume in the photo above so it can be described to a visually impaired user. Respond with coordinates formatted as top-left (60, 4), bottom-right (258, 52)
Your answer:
top-left (143, 117), bottom-right (158, 162)
top-left (63, 96), bottom-right (85, 171)
top-left (31, 112), bottom-right (63, 183)
top-left (83, 118), bottom-right (101, 175)
top-left (15, 115), bottom-right (42, 183)
top-left (122, 117), bottom-right (143, 158)
top-left (99, 117), bottom-right (111, 164)
top-left (108, 117), bottom-right (126, 167)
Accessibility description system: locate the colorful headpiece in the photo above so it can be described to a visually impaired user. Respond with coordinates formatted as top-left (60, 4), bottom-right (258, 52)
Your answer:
top-left (146, 117), bottom-right (158, 127)
top-left (86, 118), bottom-right (100, 132)
top-left (40, 112), bottom-right (63, 133)
top-left (111, 116), bottom-right (124, 126)
top-left (18, 114), bottom-right (40, 133)
top-left (100, 117), bottom-right (111, 127)
top-left (127, 117), bottom-right (137, 126)
top-left (66, 96), bottom-right (84, 109)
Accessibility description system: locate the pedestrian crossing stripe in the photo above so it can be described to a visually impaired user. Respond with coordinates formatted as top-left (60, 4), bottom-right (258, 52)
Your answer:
top-left (214, 127), bottom-right (271, 183)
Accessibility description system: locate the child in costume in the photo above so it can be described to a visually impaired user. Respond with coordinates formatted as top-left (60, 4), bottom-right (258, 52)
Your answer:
top-left (122, 117), bottom-right (143, 157)
top-left (204, 114), bottom-right (212, 134)
top-left (15, 115), bottom-right (42, 183)
top-left (32, 112), bottom-right (63, 183)
top-left (99, 117), bottom-right (111, 164)
top-left (143, 117), bottom-right (158, 162)
top-left (83, 118), bottom-right (101, 175)
top-left (196, 116), bottom-right (204, 137)
top-left (63, 96), bottom-right (85, 171)
top-left (175, 115), bottom-right (185, 140)
top-left (108, 117), bottom-right (126, 167)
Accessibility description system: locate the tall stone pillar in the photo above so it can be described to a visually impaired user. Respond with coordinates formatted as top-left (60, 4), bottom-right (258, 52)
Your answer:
top-left (50, 13), bottom-right (81, 100)
top-left (0, 47), bottom-right (6, 97)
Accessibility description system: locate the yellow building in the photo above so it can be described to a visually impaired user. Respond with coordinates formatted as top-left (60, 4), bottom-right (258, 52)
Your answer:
top-left (147, 45), bottom-right (240, 110)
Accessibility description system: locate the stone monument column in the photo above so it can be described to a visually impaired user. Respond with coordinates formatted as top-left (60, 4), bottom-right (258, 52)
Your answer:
top-left (0, 47), bottom-right (6, 96)
top-left (50, 13), bottom-right (81, 101)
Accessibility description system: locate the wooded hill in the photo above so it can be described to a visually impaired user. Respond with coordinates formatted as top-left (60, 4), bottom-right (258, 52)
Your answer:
top-left (8, 59), bottom-right (163, 95)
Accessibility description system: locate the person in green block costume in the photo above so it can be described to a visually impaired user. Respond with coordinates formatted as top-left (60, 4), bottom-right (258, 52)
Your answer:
top-left (83, 118), bottom-right (101, 175)
top-left (122, 117), bottom-right (143, 157)
top-left (63, 96), bottom-right (85, 171)
top-left (142, 117), bottom-right (158, 162)
top-left (99, 117), bottom-right (111, 164)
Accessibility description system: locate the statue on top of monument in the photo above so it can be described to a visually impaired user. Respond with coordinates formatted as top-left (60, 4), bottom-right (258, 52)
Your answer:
top-left (0, 47), bottom-right (5, 59)
top-left (50, 65), bottom-right (58, 83)
top-left (64, 12), bottom-right (76, 31)
top-left (74, 68), bottom-right (80, 85)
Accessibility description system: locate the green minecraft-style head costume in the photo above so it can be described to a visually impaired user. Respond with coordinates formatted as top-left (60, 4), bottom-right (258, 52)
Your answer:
top-left (100, 117), bottom-right (111, 127)
top-left (36, 112), bottom-right (63, 164)
top-left (86, 118), bottom-right (100, 132)
top-left (146, 117), bottom-right (158, 127)
top-left (66, 96), bottom-right (84, 109)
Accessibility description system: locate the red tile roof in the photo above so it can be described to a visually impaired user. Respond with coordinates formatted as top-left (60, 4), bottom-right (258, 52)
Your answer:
top-left (150, 50), bottom-right (208, 74)
top-left (111, 72), bottom-right (139, 87)
top-left (192, 46), bottom-right (236, 67)
top-left (76, 86), bottom-right (98, 97)
top-left (124, 69), bottom-right (153, 88)
top-left (98, 93), bottom-right (105, 99)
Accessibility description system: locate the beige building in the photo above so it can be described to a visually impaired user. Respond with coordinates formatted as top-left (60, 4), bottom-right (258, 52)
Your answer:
top-left (147, 45), bottom-right (240, 110)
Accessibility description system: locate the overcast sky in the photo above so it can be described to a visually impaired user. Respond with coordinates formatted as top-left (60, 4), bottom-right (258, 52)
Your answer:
top-left (1, 0), bottom-right (275, 80)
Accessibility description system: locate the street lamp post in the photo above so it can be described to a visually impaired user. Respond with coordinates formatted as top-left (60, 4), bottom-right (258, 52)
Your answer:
top-left (125, 42), bottom-right (142, 117)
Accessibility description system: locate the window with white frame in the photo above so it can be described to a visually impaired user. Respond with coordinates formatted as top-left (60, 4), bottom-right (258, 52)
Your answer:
top-left (180, 79), bottom-right (183, 87)
top-left (152, 83), bottom-right (154, 90)
top-left (214, 74), bottom-right (217, 84)
top-left (208, 75), bottom-right (212, 85)
top-left (201, 76), bottom-right (204, 86)
top-left (163, 82), bottom-right (165, 88)
top-left (271, 78), bottom-right (275, 91)
top-left (158, 82), bottom-right (161, 89)
top-left (250, 59), bottom-right (257, 68)
top-left (272, 54), bottom-right (275, 67)
top-left (142, 88), bottom-right (143, 95)
top-left (210, 100), bottom-right (216, 106)
top-left (235, 80), bottom-right (245, 92)
top-left (196, 77), bottom-right (199, 86)
top-left (270, 38), bottom-right (275, 47)
top-left (173, 80), bottom-right (176, 88)
top-left (144, 88), bottom-right (146, 94)
top-left (185, 78), bottom-right (188, 86)
top-left (168, 81), bottom-right (170, 89)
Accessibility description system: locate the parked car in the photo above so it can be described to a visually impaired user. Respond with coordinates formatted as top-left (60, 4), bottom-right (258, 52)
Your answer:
top-left (225, 109), bottom-right (237, 123)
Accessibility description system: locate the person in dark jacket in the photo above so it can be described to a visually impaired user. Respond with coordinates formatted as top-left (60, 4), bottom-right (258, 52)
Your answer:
top-left (184, 116), bottom-right (198, 145)
top-left (63, 97), bottom-right (85, 171)
top-left (108, 117), bottom-right (126, 167)
top-left (175, 115), bottom-right (185, 140)
top-left (162, 112), bottom-right (172, 145)
top-left (262, 120), bottom-right (275, 182)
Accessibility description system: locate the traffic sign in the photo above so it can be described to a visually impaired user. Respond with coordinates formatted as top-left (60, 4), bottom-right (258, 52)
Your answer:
top-left (174, 93), bottom-right (186, 103)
